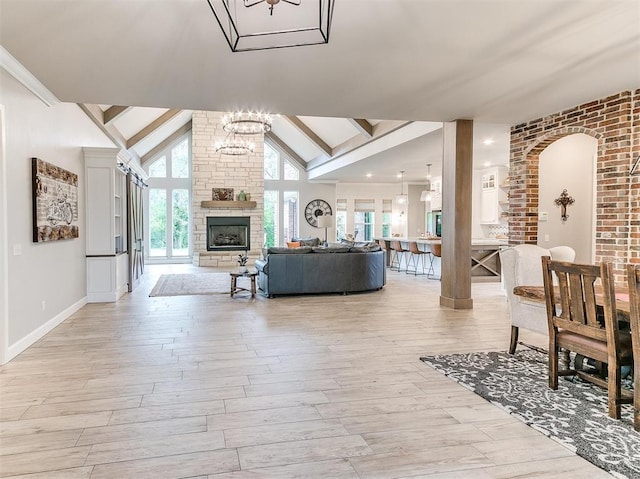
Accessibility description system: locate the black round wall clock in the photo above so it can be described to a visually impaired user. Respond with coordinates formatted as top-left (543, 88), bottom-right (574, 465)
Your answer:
top-left (304, 199), bottom-right (332, 227)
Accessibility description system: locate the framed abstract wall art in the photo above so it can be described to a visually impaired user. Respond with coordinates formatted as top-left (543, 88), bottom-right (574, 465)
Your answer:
top-left (32, 158), bottom-right (79, 242)
top-left (212, 187), bottom-right (234, 201)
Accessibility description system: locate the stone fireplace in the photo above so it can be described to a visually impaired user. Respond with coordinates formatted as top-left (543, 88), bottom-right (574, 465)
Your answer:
top-left (191, 111), bottom-right (264, 268)
top-left (207, 216), bottom-right (250, 252)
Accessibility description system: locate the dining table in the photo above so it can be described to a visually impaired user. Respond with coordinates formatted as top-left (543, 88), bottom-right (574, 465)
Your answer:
top-left (513, 285), bottom-right (631, 317)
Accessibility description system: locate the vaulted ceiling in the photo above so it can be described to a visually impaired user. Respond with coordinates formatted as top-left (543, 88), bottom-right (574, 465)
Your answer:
top-left (1, 0), bottom-right (637, 182)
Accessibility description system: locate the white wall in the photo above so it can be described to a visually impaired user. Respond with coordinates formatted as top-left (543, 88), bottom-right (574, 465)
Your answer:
top-left (0, 70), bottom-right (113, 362)
top-left (537, 133), bottom-right (596, 263)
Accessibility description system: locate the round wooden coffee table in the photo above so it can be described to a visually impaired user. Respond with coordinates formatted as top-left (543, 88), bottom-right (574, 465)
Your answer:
top-left (229, 271), bottom-right (258, 298)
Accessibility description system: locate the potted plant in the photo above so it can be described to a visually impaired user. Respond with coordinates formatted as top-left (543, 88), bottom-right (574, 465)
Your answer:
top-left (237, 252), bottom-right (248, 273)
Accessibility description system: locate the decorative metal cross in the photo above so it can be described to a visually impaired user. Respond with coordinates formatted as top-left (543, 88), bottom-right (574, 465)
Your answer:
top-left (554, 189), bottom-right (575, 222)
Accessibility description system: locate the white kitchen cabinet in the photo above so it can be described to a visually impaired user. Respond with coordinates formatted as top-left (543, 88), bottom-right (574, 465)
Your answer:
top-left (84, 147), bottom-right (128, 302)
top-left (479, 167), bottom-right (509, 224)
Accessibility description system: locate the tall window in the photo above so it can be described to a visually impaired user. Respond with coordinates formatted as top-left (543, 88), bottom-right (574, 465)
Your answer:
top-left (264, 143), bottom-right (279, 179)
top-left (145, 134), bottom-right (191, 261)
top-left (283, 160), bottom-right (299, 180)
top-left (336, 199), bottom-right (347, 241)
top-left (283, 191), bottom-right (299, 241)
top-left (354, 199), bottom-right (375, 241)
top-left (264, 141), bottom-right (304, 246)
top-left (382, 199), bottom-right (392, 237)
top-left (263, 190), bottom-right (278, 248)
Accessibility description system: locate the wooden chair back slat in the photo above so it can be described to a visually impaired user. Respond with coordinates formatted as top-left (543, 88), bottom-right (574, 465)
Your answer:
top-left (545, 257), bottom-right (604, 336)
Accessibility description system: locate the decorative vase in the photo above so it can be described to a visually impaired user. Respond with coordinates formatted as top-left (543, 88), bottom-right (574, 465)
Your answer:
top-left (238, 265), bottom-right (248, 273)
top-left (245, 193), bottom-right (251, 201)
top-left (238, 190), bottom-right (247, 201)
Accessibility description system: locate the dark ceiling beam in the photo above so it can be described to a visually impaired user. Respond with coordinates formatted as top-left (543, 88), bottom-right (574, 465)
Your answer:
top-left (264, 131), bottom-right (307, 170)
top-left (103, 105), bottom-right (132, 125)
top-left (126, 109), bottom-right (181, 149)
top-left (284, 115), bottom-right (333, 157)
top-left (307, 120), bottom-right (411, 170)
top-left (348, 118), bottom-right (373, 138)
top-left (141, 120), bottom-right (192, 164)
top-left (77, 103), bottom-right (140, 163)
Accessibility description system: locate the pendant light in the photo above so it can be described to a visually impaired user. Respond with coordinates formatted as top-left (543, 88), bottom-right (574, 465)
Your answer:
top-left (396, 171), bottom-right (408, 205)
top-left (420, 164), bottom-right (436, 201)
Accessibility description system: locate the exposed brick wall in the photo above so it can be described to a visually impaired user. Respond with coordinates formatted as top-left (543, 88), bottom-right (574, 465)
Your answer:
top-left (191, 111), bottom-right (264, 268)
top-left (509, 90), bottom-right (640, 285)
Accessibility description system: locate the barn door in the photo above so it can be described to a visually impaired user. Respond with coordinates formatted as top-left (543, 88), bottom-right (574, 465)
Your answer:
top-left (128, 175), bottom-right (145, 292)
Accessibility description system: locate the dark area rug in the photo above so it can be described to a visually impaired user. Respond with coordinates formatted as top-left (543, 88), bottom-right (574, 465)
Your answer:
top-left (420, 350), bottom-right (640, 479)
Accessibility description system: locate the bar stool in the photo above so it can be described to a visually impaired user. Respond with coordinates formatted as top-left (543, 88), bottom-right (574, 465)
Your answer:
top-left (376, 239), bottom-right (392, 268)
top-left (390, 240), bottom-right (409, 271)
top-left (427, 243), bottom-right (441, 279)
top-left (406, 241), bottom-right (429, 275)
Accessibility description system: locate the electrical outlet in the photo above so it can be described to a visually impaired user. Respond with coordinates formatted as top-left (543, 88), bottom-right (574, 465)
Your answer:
top-left (13, 244), bottom-right (22, 255)
top-left (544, 234), bottom-right (550, 242)
top-left (41, 301), bottom-right (46, 311)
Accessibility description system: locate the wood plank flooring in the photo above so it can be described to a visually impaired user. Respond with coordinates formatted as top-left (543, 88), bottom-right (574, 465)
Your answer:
top-left (0, 265), bottom-right (612, 478)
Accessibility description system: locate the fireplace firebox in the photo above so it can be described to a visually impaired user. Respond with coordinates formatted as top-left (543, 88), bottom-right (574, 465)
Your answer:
top-left (207, 216), bottom-right (250, 252)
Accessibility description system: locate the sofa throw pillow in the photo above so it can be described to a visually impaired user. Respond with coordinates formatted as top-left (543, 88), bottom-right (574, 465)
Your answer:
top-left (286, 241), bottom-right (301, 248)
top-left (293, 237), bottom-right (321, 247)
top-left (268, 246), bottom-right (313, 254)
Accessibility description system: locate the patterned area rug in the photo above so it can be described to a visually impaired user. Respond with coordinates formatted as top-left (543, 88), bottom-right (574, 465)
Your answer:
top-left (149, 273), bottom-right (231, 297)
top-left (420, 350), bottom-right (640, 479)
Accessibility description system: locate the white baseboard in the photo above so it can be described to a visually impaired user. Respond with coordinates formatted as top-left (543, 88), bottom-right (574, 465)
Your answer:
top-left (4, 296), bottom-right (87, 363)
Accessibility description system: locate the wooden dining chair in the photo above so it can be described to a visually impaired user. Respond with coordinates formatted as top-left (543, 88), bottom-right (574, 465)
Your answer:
top-left (627, 264), bottom-right (640, 431)
top-left (542, 256), bottom-right (633, 420)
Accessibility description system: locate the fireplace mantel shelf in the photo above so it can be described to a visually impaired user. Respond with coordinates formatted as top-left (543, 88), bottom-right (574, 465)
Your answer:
top-left (201, 201), bottom-right (257, 208)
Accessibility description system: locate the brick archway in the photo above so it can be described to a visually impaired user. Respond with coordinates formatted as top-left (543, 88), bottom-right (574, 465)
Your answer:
top-left (508, 90), bottom-right (638, 285)
top-left (512, 127), bottom-right (602, 245)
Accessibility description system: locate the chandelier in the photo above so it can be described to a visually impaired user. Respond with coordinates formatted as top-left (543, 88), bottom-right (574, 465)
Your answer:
top-left (206, 0), bottom-right (335, 52)
top-left (222, 111), bottom-right (272, 135)
top-left (215, 133), bottom-right (255, 156)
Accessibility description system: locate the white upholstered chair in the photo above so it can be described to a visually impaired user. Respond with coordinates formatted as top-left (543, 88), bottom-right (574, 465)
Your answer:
top-left (500, 244), bottom-right (576, 354)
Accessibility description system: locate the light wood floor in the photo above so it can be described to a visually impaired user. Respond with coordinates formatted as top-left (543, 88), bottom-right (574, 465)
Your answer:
top-left (0, 265), bottom-right (612, 478)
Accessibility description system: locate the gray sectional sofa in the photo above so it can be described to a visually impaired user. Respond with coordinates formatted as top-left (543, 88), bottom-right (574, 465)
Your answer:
top-left (254, 241), bottom-right (386, 297)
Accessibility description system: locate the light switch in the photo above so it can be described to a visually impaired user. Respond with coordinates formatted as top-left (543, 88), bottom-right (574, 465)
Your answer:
top-left (13, 244), bottom-right (22, 256)
top-left (544, 234), bottom-right (550, 242)
top-left (539, 212), bottom-right (548, 222)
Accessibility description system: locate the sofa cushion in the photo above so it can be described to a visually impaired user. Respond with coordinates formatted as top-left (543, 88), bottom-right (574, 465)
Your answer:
top-left (349, 243), bottom-right (382, 253)
top-left (341, 239), bottom-right (379, 249)
top-left (311, 246), bottom-right (351, 253)
top-left (286, 241), bottom-right (301, 248)
top-left (268, 246), bottom-right (313, 254)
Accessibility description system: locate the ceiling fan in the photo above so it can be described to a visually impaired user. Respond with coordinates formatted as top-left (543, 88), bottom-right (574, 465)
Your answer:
top-left (244, 0), bottom-right (302, 16)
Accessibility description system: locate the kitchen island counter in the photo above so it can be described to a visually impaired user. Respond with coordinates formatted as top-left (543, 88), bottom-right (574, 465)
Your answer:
top-left (374, 237), bottom-right (508, 281)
